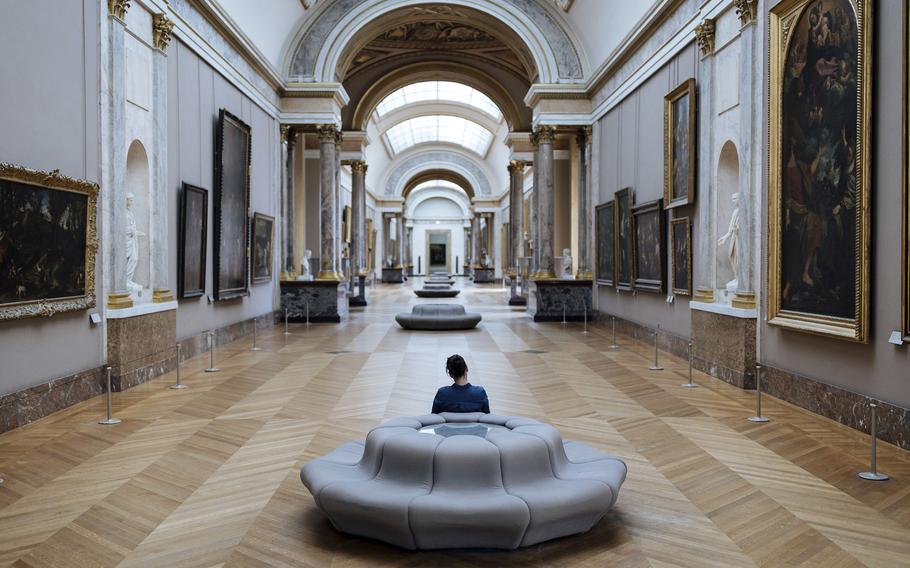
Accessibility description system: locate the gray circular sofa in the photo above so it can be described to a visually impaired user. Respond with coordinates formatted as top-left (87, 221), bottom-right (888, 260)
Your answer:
top-left (395, 304), bottom-right (481, 330)
top-left (300, 413), bottom-right (627, 550)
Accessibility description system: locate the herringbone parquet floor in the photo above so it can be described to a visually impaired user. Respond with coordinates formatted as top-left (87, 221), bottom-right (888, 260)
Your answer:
top-left (1, 279), bottom-right (909, 567)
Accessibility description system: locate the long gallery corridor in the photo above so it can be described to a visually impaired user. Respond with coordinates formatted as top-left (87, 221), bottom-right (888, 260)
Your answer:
top-left (1, 280), bottom-right (909, 568)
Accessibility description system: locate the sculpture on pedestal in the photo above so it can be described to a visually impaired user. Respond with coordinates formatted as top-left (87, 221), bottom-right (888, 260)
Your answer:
top-left (125, 193), bottom-right (144, 295)
top-left (298, 249), bottom-right (314, 281)
top-left (481, 249), bottom-right (491, 268)
top-left (717, 192), bottom-right (740, 293)
top-left (561, 248), bottom-right (573, 279)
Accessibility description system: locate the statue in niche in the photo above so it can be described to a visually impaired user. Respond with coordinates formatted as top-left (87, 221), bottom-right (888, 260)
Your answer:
top-left (717, 192), bottom-right (741, 292)
top-left (124, 192), bottom-right (144, 295)
top-left (298, 249), bottom-right (314, 281)
top-left (385, 255), bottom-right (394, 268)
top-left (561, 248), bottom-right (574, 279)
top-left (481, 249), bottom-right (491, 268)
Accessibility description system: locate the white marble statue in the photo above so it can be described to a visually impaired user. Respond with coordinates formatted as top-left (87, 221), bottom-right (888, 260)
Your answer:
top-left (124, 193), bottom-right (144, 294)
top-left (717, 192), bottom-right (741, 292)
top-left (561, 248), bottom-right (574, 279)
top-left (481, 249), bottom-right (491, 268)
top-left (297, 249), bottom-right (314, 281)
top-left (385, 254), bottom-right (394, 268)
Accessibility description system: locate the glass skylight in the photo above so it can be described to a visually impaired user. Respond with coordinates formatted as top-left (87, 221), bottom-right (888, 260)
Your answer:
top-left (384, 115), bottom-right (494, 155)
top-left (375, 82), bottom-right (503, 121)
top-left (411, 180), bottom-right (466, 193)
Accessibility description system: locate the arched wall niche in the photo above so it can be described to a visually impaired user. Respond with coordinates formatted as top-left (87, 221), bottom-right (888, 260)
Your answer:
top-left (715, 140), bottom-right (740, 290)
top-left (403, 169), bottom-right (475, 200)
top-left (125, 139), bottom-right (150, 293)
top-left (405, 185), bottom-right (473, 218)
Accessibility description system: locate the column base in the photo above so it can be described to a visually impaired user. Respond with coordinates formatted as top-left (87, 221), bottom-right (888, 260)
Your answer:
top-left (381, 267), bottom-right (404, 283)
top-left (732, 291), bottom-right (756, 309)
top-left (693, 287), bottom-right (715, 303)
top-left (509, 296), bottom-right (527, 306)
top-left (280, 280), bottom-right (349, 323)
top-left (349, 275), bottom-right (368, 307)
top-left (107, 291), bottom-right (133, 309)
top-left (528, 280), bottom-right (593, 322)
top-left (152, 287), bottom-right (174, 303)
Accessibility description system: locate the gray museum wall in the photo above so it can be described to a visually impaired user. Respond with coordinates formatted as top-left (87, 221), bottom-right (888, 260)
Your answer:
top-left (167, 39), bottom-right (279, 341)
top-left (594, 43), bottom-right (698, 341)
top-left (760, 0), bottom-right (910, 409)
top-left (0, 0), bottom-right (103, 396)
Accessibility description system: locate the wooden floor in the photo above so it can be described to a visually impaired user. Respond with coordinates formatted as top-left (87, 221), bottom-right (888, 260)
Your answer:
top-left (1, 280), bottom-right (910, 568)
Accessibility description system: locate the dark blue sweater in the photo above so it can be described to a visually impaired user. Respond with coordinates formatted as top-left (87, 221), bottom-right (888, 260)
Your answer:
top-left (431, 383), bottom-right (490, 414)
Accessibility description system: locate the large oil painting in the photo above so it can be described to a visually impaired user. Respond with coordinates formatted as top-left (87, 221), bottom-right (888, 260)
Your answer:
top-left (0, 163), bottom-right (98, 321)
top-left (213, 109), bottom-right (251, 300)
top-left (671, 217), bottom-right (691, 296)
top-left (769, 0), bottom-right (870, 341)
top-left (632, 199), bottom-right (665, 293)
top-left (664, 79), bottom-right (696, 208)
top-left (251, 212), bottom-right (274, 285)
top-left (595, 201), bottom-right (615, 286)
top-left (615, 188), bottom-right (634, 290)
top-left (178, 183), bottom-right (207, 299)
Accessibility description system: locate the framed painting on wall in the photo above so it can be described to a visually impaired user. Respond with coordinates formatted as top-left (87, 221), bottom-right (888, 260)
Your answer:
top-left (614, 188), bottom-right (634, 290)
top-left (178, 183), bottom-right (208, 298)
top-left (671, 216), bottom-right (692, 296)
top-left (251, 212), bottom-right (274, 285)
top-left (664, 78), bottom-right (696, 209)
top-left (631, 199), bottom-right (666, 293)
top-left (213, 108), bottom-right (252, 300)
top-left (595, 200), bottom-right (615, 286)
top-left (768, 0), bottom-right (871, 342)
top-left (0, 163), bottom-right (98, 321)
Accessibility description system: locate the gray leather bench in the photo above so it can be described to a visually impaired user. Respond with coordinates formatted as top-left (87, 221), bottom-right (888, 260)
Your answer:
top-left (300, 413), bottom-right (627, 550)
top-left (415, 289), bottom-right (460, 298)
top-left (395, 304), bottom-right (481, 330)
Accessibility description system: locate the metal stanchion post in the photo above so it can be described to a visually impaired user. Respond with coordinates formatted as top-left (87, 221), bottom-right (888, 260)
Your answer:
top-left (582, 305), bottom-right (589, 335)
top-left (306, 301), bottom-right (311, 326)
top-left (682, 342), bottom-right (698, 388)
top-left (98, 366), bottom-right (122, 425)
top-left (649, 325), bottom-right (663, 371)
top-left (205, 331), bottom-right (220, 373)
top-left (609, 316), bottom-right (619, 349)
top-left (858, 402), bottom-right (889, 481)
top-left (170, 343), bottom-right (187, 390)
top-left (748, 363), bottom-right (769, 423)
top-left (250, 321), bottom-right (262, 351)
top-left (562, 303), bottom-right (567, 326)
top-left (284, 308), bottom-right (291, 335)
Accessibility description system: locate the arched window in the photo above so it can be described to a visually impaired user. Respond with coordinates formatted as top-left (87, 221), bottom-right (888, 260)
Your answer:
top-left (384, 115), bottom-right (494, 156)
top-left (375, 81), bottom-right (503, 121)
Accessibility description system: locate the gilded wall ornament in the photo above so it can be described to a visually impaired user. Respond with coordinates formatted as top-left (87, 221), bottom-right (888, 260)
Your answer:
top-left (694, 19), bottom-right (716, 57)
top-left (734, 0), bottom-right (758, 27)
top-left (152, 13), bottom-right (174, 51)
top-left (108, 0), bottom-right (130, 21)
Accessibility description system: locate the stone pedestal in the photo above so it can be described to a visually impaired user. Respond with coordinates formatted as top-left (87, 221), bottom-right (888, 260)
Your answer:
top-left (382, 267), bottom-right (404, 283)
top-left (350, 275), bottom-right (368, 307)
top-left (106, 301), bottom-right (178, 391)
top-left (281, 280), bottom-right (348, 323)
top-left (528, 280), bottom-right (593, 322)
top-left (473, 268), bottom-right (495, 283)
top-left (690, 302), bottom-right (757, 388)
top-left (508, 276), bottom-right (526, 306)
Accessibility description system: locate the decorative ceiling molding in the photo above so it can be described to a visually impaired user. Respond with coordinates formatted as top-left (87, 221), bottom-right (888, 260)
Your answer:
top-left (384, 150), bottom-right (494, 197)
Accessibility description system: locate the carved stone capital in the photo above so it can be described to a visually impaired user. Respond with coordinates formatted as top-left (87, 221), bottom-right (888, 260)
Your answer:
top-left (350, 160), bottom-right (368, 174)
top-left (507, 160), bottom-right (526, 174)
top-left (576, 126), bottom-right (592, 146)
top-left (734, 0), bottom-right (757, 27)
top-left (334, 130), bottom-right (344, 146)
top-left (152, 13), bottom-right (174, 51)
top-left (533, 125), bottom-right (557, 144)
top-left (280, 125), bottom-right (291, 142)
top-left (108, 0), bottom-right (130, 21)
top-left (694, 18), bottom-right (716, 57)
top-left (316, 123), bottom-right (339, 143)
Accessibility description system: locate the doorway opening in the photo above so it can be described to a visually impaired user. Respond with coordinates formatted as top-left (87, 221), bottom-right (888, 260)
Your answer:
top-left (427, 230), bottom-right (451, 274)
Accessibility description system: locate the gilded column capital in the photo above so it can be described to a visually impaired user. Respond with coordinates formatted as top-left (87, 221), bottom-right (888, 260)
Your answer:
top-left (507, 160), bottom-right (526, 174)
top-left (280, 125), bottom-right (291, 142)
top-left (152, 13), bottom-right (174, 51)
top-left (733, 0), bottom-right (757, 27)
top-left (350, 160), bottom-right (368, 174)
top-left (316, 123), bottom-right (339, 143)
top-left (533, 125), bottom-right (557, 144)
top-left (334, 130), bottom-right (344, 146)
top-left (108, 0), bottom-right (130, 20)
top-left (695, 18), bottom-right (716, 57)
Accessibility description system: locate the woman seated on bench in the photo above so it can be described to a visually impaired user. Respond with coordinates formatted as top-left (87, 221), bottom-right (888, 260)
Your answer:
top-left (431, 354), bottom-right (490, 414)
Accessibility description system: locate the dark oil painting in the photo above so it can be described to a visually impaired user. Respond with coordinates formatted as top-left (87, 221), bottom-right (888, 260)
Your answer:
top-left (213, 109), bottom-right (251, 300)
top-left (632, 199), bottom-right (665, 293)
top-left (615, 188), bottom-right (633, 290)
top-left (595, 201), bottom-right (614, 286)
top-left (178, 183), bottom-right (207, 298)
top-left (251, 212), bottom-right (274, 284)
top-left (0, 178), bottom-right (88, 304)
top-left (671, 217), bottom-right (691, 296)
top-left (779, 0), bottom-right (859, 319)
top-left (671, 93), bottom-right (690, 200)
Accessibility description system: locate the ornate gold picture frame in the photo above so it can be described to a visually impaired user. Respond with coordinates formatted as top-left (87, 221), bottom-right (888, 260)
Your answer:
top-left (663, 78), bottom-right (696, 209)
top-left (0, 163), bottom-right (98, 321)
top-left (768, 0), bottom-right (871, 342)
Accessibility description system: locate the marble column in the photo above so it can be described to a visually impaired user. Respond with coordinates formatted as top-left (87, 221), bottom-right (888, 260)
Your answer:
top-left (150, 12), bottom-right (173, 303)
top-left (350, 160), bottom-right (367, 305)
top-left (334, 131), bottom-right (344, 279)
top-left (405, 225), bottom-right (413, 275)
top-left (105, 1), bottom-right (130, 308)
top-left (508, 160), bottom-right (526, 304)
top-left (316, 124), bottom-right (341, 280)
top-left (463, 226), bottom-right (471, 273)
top-left (529, 136), bottom-right (540, 277)
top-left (533, 125), bottom-right (557, 279)
top-left (576, 127), bottom-right (593, 280)
top-left (471, 213), bottom-right (479, 274)
top-left (694, 35), bottom-right (717, 303)
top-left (397, 212), bottom-right (406, 270)
top-left (280, 126), bottom-right (297, 277)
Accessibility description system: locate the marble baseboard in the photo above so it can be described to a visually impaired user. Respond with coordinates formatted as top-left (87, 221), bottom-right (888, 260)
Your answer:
top-left (594, 312), bottom-right (691, 361)
top-left (281, 281), bottom-right (348, 323)
top-left (0, 312), bottom-right (276, 435)
top-left (529, 280), bottom-right (593, 322)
